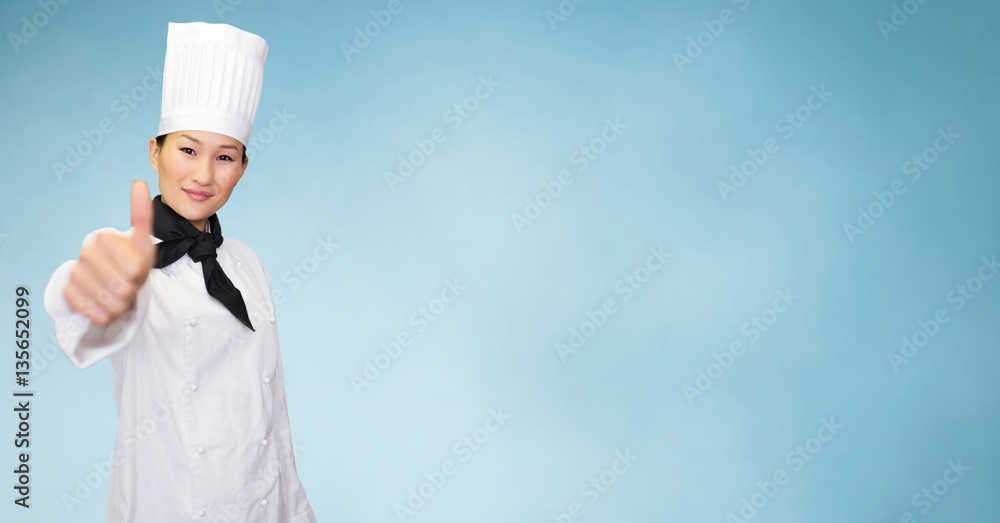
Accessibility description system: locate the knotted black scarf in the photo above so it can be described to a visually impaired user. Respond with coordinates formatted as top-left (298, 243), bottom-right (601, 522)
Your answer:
top-left (151, 195), bottom-right (254, 332)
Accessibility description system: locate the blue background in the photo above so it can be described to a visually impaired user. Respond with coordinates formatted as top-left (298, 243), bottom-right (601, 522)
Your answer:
top-left (1, 0), bottom-right (998, 521)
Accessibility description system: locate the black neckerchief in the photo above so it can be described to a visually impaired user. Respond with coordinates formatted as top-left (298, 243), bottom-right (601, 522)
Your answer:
top-left (152, 194), bottom-right (254, 331)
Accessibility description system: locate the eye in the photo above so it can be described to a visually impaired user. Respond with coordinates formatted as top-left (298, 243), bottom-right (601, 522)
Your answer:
top-left (217, 154), bottom-right (234, 162)
top-left (180, 147), bottom-right (196, 155)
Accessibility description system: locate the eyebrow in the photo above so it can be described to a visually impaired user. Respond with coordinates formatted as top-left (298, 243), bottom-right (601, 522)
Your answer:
top-left (178, 134), bottom-right (240, 151)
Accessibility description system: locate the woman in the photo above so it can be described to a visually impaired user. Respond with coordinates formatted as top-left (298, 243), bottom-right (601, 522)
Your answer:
top-left (43, 22), bottom-right (316, 523)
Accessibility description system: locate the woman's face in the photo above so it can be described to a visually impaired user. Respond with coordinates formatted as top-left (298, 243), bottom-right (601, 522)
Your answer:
top-left (148, 130), bottom-right (248, 231)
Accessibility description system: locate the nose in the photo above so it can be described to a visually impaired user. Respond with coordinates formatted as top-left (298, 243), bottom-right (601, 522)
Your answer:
top-left (190, 157), bottom-right (214, 185)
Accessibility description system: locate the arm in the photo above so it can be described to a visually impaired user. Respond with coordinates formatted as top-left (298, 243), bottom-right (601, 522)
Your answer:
top-left (270, 344), bottom-right (316, 523)
top-left (44, 181), bottom-right (156, 369)
top-left (257, 255), bottom-right (316, 523)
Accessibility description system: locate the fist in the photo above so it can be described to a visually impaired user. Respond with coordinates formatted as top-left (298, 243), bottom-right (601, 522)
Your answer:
top-left (64, 180), bottom-right (156, 326)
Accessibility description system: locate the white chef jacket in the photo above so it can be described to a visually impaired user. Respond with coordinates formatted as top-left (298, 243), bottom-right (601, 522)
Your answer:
top-left (44, 226), bottom-right (316, 523)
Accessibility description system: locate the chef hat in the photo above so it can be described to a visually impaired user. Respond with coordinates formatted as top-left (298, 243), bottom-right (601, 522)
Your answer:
top-left (157, 22), bottom-right (268, 147)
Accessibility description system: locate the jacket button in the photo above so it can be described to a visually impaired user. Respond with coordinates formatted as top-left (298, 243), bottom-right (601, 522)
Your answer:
top-left (261, 438), bottom-right (268, 446)
top-left (197, 508), bottom-right (206, 517)
top-left (260, 499), bottom-right (268, 506)
top-left (236, 261), bottom-right (243, 268)
top-left (190, 383), bottom-right (198, 391)
top-left (263, 375), bottom-right (271, 384)
top-left (189, 318), bottom-right (198, 326)
top-left (196, 446), bottom-right (205, 454)
top-left (268, 315), bottom-right (276, 323)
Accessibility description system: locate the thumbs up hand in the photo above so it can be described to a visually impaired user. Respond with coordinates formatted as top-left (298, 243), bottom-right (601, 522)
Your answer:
top-left (64, 180), bottom-right (157, 326)
top-left (129, 179), bottom-right (155, 268)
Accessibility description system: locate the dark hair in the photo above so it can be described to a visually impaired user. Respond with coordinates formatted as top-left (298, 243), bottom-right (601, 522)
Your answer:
top-left (155, 133), bottom-right (248, 164)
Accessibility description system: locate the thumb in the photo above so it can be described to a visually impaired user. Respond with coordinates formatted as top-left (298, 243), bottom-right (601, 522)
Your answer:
top-left (129, 179), bottom-right (154, 262)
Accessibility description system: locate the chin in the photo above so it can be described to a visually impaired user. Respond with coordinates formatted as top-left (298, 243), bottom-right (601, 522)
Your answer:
top-left (182, 206), bottom-right (213, 221)
top-left (167, 196), bottom-right (209, 219)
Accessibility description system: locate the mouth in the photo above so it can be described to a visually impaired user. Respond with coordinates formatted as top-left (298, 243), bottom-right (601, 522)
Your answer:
top-left (183, 188), bottom-right (213, 202)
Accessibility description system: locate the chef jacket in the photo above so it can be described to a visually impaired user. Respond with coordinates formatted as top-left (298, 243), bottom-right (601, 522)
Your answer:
top-left (44, 226), bottom-right (316, 523)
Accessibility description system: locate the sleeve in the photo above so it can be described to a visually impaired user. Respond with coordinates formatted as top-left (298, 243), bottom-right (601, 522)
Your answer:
top-left (257, 254), bottom-right (316, 523)
top-left (43, 227), bottom-right (153, 370)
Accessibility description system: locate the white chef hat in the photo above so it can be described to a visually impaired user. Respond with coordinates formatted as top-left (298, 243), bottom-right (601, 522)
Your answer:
top-left (157, 22), bottom-right (268, 147)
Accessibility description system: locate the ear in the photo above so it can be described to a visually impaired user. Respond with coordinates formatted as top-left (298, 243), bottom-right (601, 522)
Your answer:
top-left (148, 137), bottom-right (161, 173)
top-left (238, 147), bottom-right (249, 180)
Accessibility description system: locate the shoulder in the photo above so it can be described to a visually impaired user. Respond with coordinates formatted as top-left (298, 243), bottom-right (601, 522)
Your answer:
top-left (221, 236), bottom-right (266, 269)
top-left (221, 237), bottom-right (275, 291)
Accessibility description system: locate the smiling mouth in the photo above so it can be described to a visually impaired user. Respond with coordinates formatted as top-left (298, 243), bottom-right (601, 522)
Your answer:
top-left (183, 189), bottom-right (212, 201)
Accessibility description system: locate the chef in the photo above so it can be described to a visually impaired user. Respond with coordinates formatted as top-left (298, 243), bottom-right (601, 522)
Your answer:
top-left (43, 21), bottom-right (316, 523)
